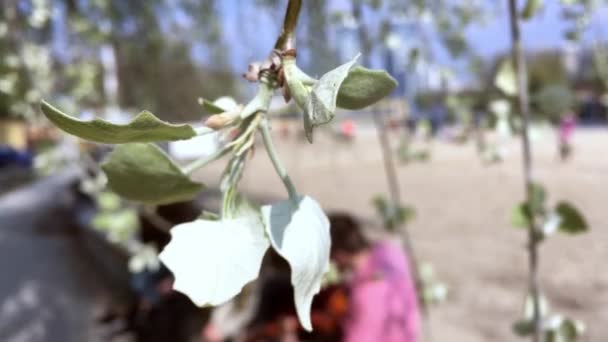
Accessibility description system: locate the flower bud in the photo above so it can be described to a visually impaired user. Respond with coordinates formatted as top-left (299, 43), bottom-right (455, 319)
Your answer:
top-left (204, 106), bottom-right (243, 130)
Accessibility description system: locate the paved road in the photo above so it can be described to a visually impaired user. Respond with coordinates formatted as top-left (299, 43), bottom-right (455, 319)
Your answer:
top-left (0, 170), bottom-right (118, 342)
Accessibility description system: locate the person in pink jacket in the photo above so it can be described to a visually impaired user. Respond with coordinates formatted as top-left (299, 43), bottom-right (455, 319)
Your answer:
top-left (558, 111), bottom-right (576, 160)
top-left (329, 213), bottom-right (420, 342)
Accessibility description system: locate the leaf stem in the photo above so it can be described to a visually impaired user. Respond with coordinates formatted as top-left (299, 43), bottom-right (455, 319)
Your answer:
top-left (182, 146), bottom-right (228, 175)
top-left (274, 0), bottom-right (302, 51)
top-left (259, 117), bottom-right (299, 206)
top-left (507, 1), bottom-right (542, 341)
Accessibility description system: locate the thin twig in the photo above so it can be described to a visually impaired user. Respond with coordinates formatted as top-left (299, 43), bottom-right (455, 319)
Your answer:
top-left (138, 205), bottom-right (173, 233)
top-left (507, 1), bottom-right (541, 341)
top-left (352, 1), bottom-right (432, 340)
top-left (260, 116), bottom-right (299, 206)
top-left (183, 145), bottom-right (229, 175)
top-left (273, 0), bottom-right (302, 51)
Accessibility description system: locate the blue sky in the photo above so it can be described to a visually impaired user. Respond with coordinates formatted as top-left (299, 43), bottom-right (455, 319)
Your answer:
top-left (212, 0), bottom-right (608, 72)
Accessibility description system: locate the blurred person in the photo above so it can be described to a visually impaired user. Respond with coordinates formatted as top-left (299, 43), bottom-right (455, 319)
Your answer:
top-left (329, 213), bottom-right (419, 342)
top-left (558, 111), bottom-right (576, 161)
top-left (339, 119), bottom-right (356, 140)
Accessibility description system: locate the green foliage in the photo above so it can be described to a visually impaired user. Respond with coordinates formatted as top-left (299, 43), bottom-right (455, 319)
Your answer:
top-left (336, 66), bottom-right (398, 110)
top-left (521, 0), bottom-right (544, 20)
top-left (529, 182), bottom-right (547, 214)
top-left (510, 183), bottom-right (546, 230)
top-left (101, 143), bottom-right (204, 205)
top-left (303, 55), bottom-right (359, 142)
top-left (514, 296), bottom-right (586, 342)
top-left (534, 84), bottom-right (574, 121)
top-left (372, 195), bottom-right (415, 232)
top-left (555, 201), bottom-right (589, 234)
top-left (397, 140), bottom-right (430, 164)
top-left (199, 98), bottom-right (227, 114)
top-left (284, 55), bottom-right (397, 143)
top-left (495, 59), bottom-right (518, 96)
top-left (39, 1), bottom-right (400, 332)
top-left (512, 202), bottom-right (533, 229)
top-left (527, 52), bottom-right (569, 96)
top-left (97, 191), bottom-right (122, 211)
top-left (511, 182), bottom-right (589, 240)
top-left (92, 201), bottom-right (140, 244)
top-left (40, 101), bottom-right (196, 144)
top-left (419, 262), bottom-right (448, 305)
top-left (513, 319), bottom-right (535, 337)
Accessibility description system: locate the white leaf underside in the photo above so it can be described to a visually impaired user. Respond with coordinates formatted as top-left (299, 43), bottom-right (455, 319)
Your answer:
top-left (262, 196), bottom-right (331, 331)
top-left (304, 54), bottom-right (360, 142)
top-left (159, 218), bottom-right (269, 307)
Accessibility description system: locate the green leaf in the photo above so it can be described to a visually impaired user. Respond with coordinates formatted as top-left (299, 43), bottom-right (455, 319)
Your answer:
top-left (128, 243), bottom-right (161, 273)
top-left (521, 0), bottom-right (543, 20)
top-left (159, 214), bottom-right (269, 306)
top-left (101, 143), bottom-right (204, 205)
top-left (336, 66), bottom-right (397, 110)
top-left (199, 96), bottom-right (238, 114)
top-left (96, 191), bottom-right (121, 212)
top-left (559, 318), bottom-right (581, 341)
top-left (523, 293), bottom-right (549, 320)
top-left (262, 196), bottom-right (330, 331)
top-left (304, 55), bottom-right (360, 142)
top-left (555, 201), bottom-right (588, 234)
top-left (199, 98), bottom-right (225, 114)
top-left (494, 59), bottom-right (518, 96)
top-left (512, 202), bottom-right (533, 228)
top-left (541, 212), bottom-right (562, 237)
top-left (512, 319), bottom-right (533, 337)
top-left (529, 182), bottom-right (547, 214)
top-left (40, 100), bottom-right (196, 144)
top-left (512, 183), bottom-right (546, 228)
top-left (92, 209), bottom-right (140, 243)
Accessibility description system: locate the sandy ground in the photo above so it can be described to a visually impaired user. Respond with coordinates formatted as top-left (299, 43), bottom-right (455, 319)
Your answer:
top-left (194, 126), bottom-right (608, 342)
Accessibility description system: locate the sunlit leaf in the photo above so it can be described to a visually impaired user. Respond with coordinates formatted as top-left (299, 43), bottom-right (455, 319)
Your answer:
top-left (96, 191), bottom-right (121, 211)
top-left (304, 55), bottom-right (360, 142)
top-left (262, 196), bottom-right (331, 331)
top-left (101, 143), bottom-right (204, 205)
top-left (159, 215), bottom-right (270, 307)
top-left (129, 243), bottom-right (161, 273)
top-left (529, 182), bottom-right (547, 214)
top-left (512, 319), bottom-right (533, 337)
top-left (199, 96), bottom-right (238, 114)
top-left (541, 212), bottom-right (562, 237)
top-left (40, 101), bottom-right (196, 144)
top-left (336, 66), bottom-right (397, 110)
top-left (512, 202), bottom-right (532, 228)
top-left (495, 59), bottom-right (518, 96)
top-left (199, 98), bottom-right (225, 114)
top-left (92, 209), bottom-right (140, 243)
top-left (555, 201), bottom-right (588, 234)
top-left (521, 0), bottom-right (543, 20)
top-left (559, 318), bottom-right (582, 341)
top-left (523, 292), bottom-right (549, 320)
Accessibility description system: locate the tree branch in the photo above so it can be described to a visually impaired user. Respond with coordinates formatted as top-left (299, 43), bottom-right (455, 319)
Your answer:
top-left (352, 2), bottom-right (433, 341)
top-left (507, 1), bottom-right (541, 341)
top-left (274, 0), bottom-right (303, 51)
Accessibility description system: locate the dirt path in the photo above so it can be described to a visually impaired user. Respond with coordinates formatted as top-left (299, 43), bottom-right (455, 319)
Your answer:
top-left (194, 127), bottom-right (608, 341)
